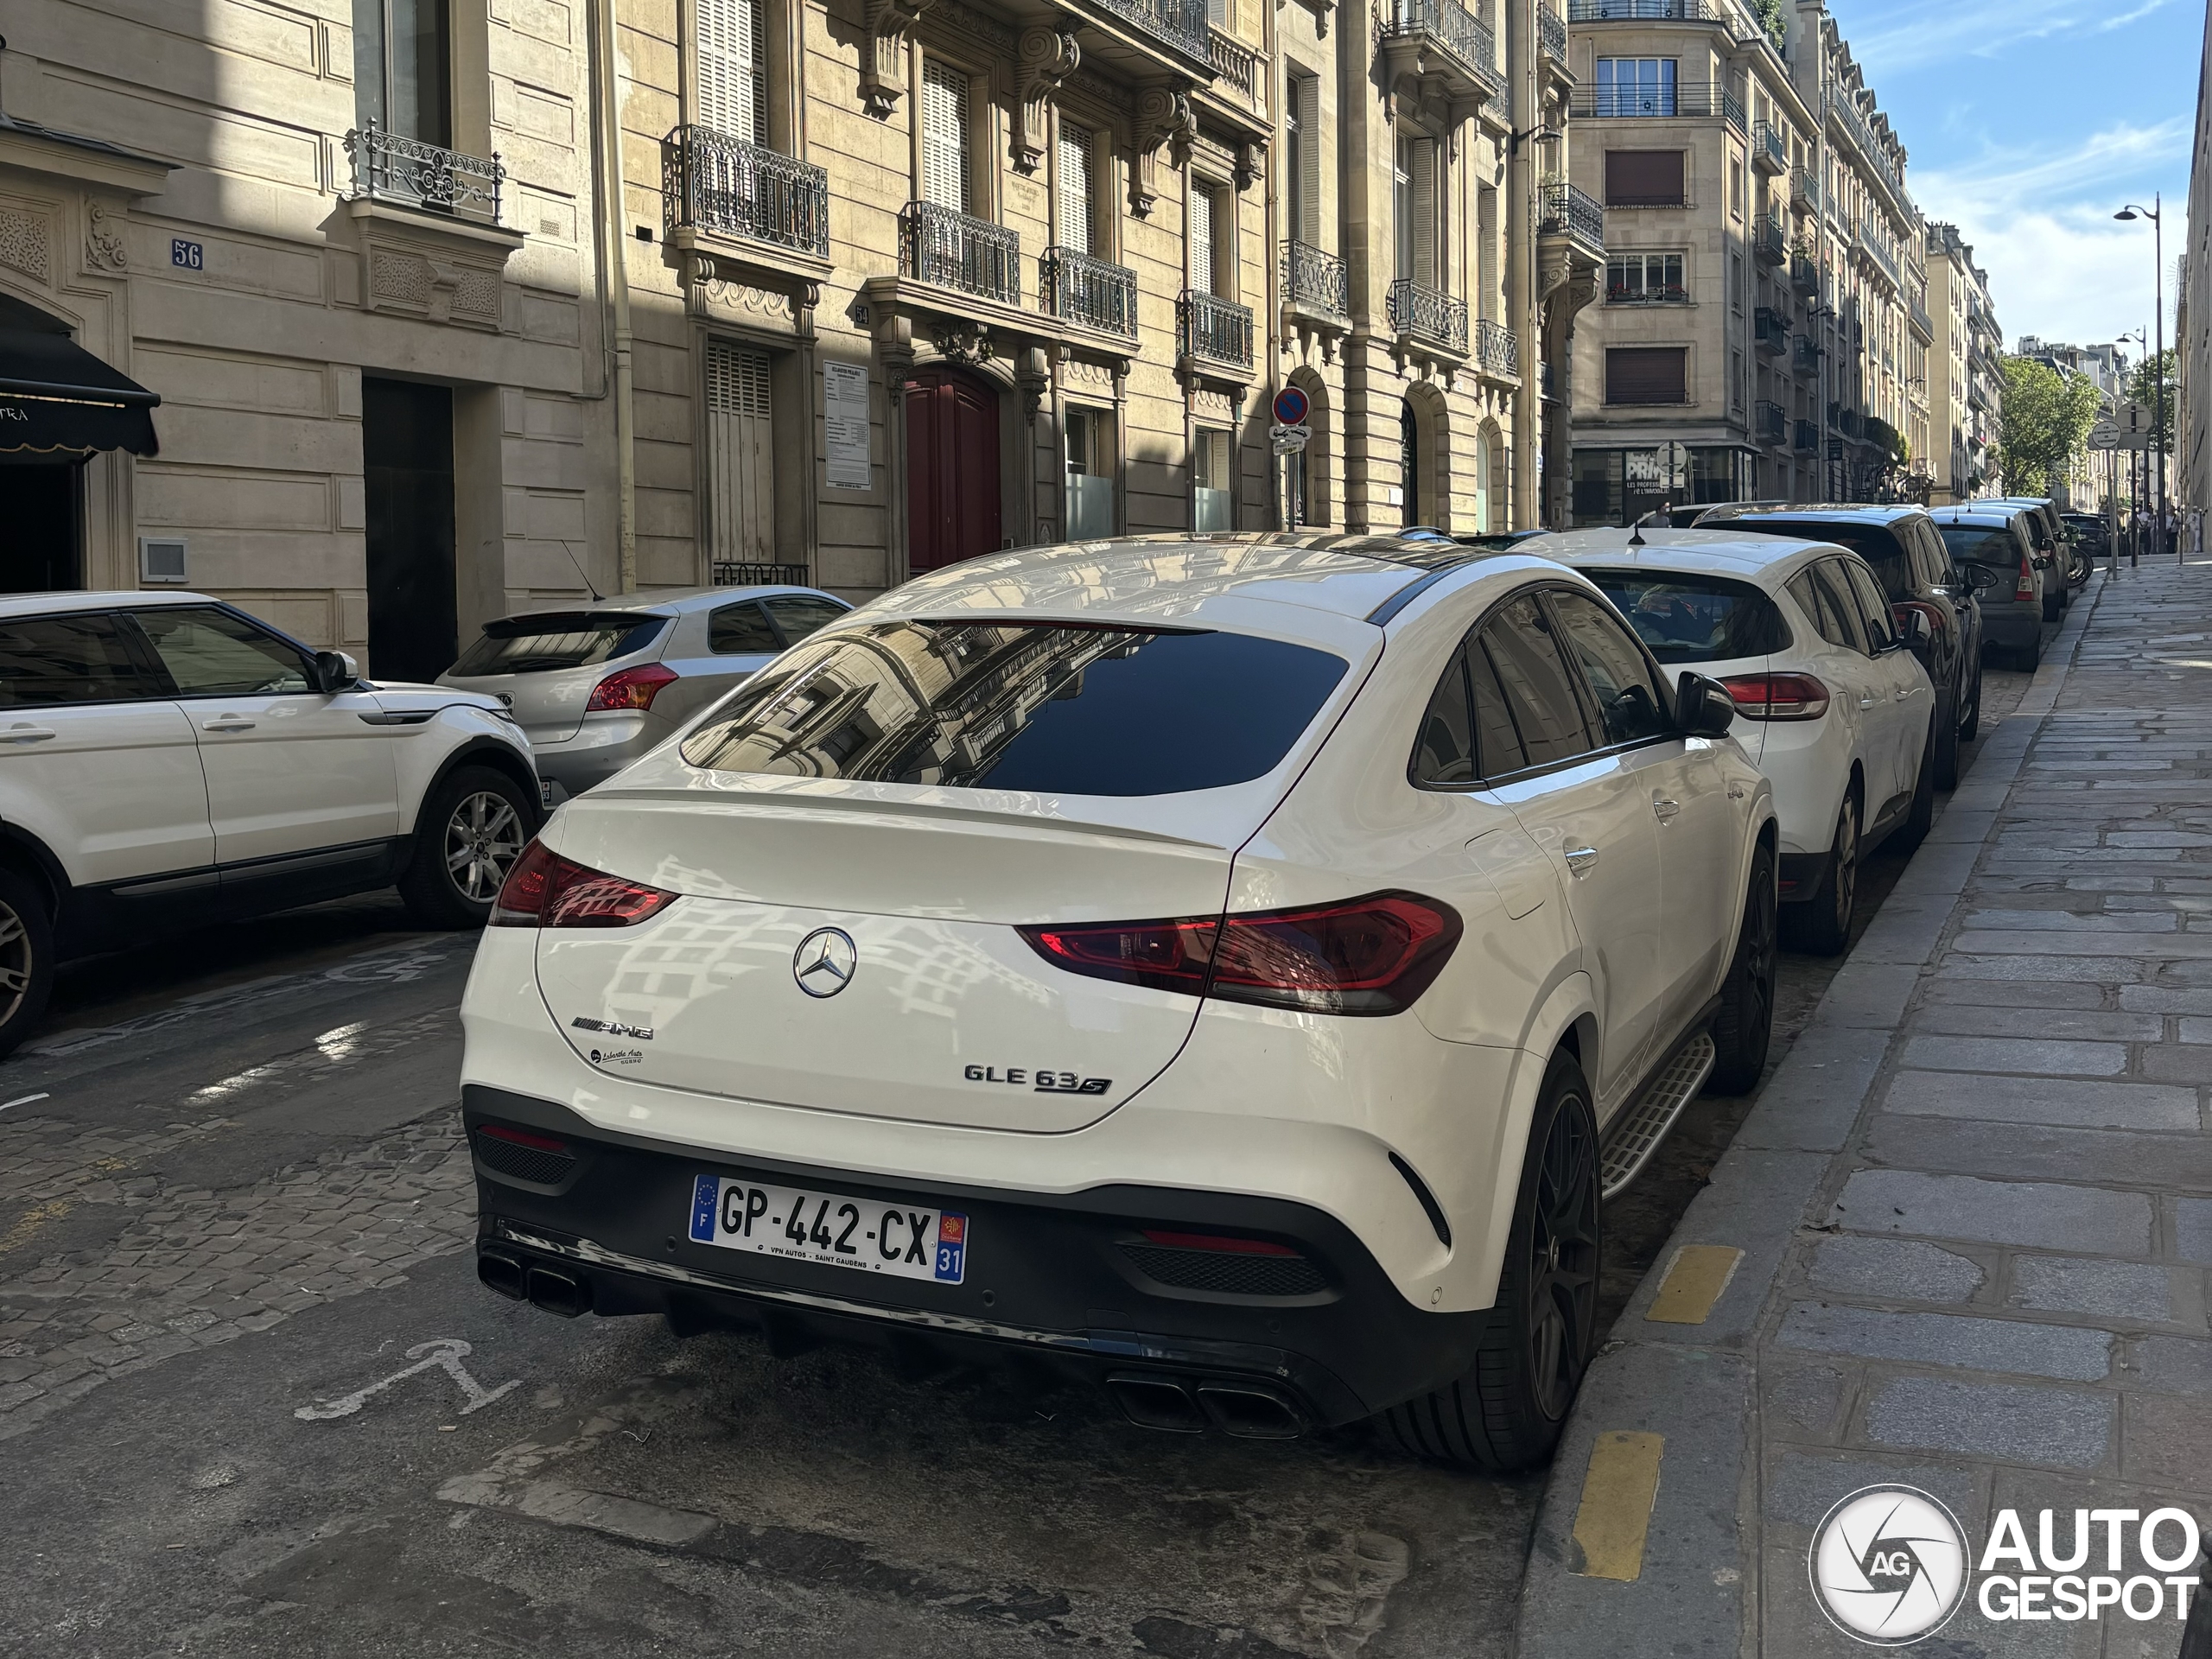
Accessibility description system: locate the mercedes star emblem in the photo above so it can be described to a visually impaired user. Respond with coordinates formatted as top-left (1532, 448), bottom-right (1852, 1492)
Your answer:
top-left (792, 927), bottom-right (858, 998)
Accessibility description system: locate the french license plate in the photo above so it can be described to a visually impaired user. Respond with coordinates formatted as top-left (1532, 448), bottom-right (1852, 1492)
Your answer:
top-left (687, 1175), bottom-right (968, 1285)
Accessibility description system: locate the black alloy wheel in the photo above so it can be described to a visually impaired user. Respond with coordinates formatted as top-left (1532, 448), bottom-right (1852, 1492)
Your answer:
top-left (1785, 793), bottom-right (1859, 957)
top-left (1524, 1095), bottom-right (1601, 1424)
top-left (1708, 841), bottom-right (1777, 1095)
top-left (0, 867), bottom-right (55, 1060)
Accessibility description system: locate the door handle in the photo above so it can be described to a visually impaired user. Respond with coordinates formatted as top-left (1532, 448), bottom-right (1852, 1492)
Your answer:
top-left (1652, 799), bottom-right (1681, 822)
top-left (0, 725), bottom-right (55, 744)
top-left (1564, 845), bottom-right (1599, 876)
top-left (201, 717), bottom-right (256, 733)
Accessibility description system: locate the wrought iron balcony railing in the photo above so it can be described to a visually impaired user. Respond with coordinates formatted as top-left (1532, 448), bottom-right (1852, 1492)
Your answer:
top-left (1179, 289), bottom-right (1255, 369)
top-left (1756, 400), bottom-right (1785, 443)
top-left (1090, 0), bottom-right (1211, 60)
top-left (1790, 167), bottom-right (1819, 211)
top-left (1379, 0), bottom-right (1502, 90)
top-left (662, 124), bottom-right (830, 258)
top-left (1824, 86), bottom-right (1905, 203)
top-left (1793, 418), bottom-right (1819, 453)
top-left (1387, 277), bottom-right (1471, 354)
top-left (1794, 334), bottom-right (1820, 374)
top-left (900, 200), bottom-right (1020, 305)
top-left (1607, 282), bottom-right (1689, 304)
top-left (1539, 4), bottom-right (1567, 58)
top-left (1790, 245), bottom-right (1820, 295)
top-left (1751, 213), bottom-right (1787, 264)
top-left (1572, 80), bottom-right (1744, 130)
top-left (1475, 317), bottom-right (1520, 376)
top-left (712, 560), bottom-right (811, 587)
top-left (1567, 0), bottom-right (1713, 18)
top-left (1041, 246), bottom-right (1138, 337)
top-left (1281, 240), bottom-right (1349, 320)
top-left (1538, 181), bottom-right (1605, 251)
top-left (1754, 307), bottom-right (1789, 353)
top-left (1857, 216), bottom-right (1900, 288)
top-left (344, 119), bottom-right (505, 223)
top-left (1751, 120), bottom-right (1786, 173)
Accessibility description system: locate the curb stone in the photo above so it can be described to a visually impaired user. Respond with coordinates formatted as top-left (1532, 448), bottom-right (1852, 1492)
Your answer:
top-left (1514, 575), bottom-right (2106, 1659)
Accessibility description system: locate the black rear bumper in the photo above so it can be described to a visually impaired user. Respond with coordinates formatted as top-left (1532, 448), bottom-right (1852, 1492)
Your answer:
top-left (463, 1085), bottom-right (1491, 1430)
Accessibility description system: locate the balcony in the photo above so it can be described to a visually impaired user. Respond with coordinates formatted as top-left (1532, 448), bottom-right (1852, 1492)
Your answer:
top-left (1789, 244), bottom-right (1820, 296)
top-left (1377, 0), bottom-right (1504, 111)
top-left (1538, 181), bottom-right (1605, 260)
top-left (1794, 417), bottom-right (1819, 454)
top-left (1751, 120), bottom-right (1786, 175)
top-left (1475, 317), bottom-right (1520, 378)
top-left (1790, 167), bottom-right (1818, 213)
top-left (1823, 86), bottom-right (1907, 213)
top-left (1179, 289), bottom-right (1255, 373)
top-left (1756, 400), bottom-right (1785, 444)
top-left (1282, 239), bottom-right (1349, 324)
top-left (1751, 213), bottom-right (1786, 264)
top-left (661, 124), bottom-right (832, 302)
top-left (1607, 281), bottom-right (1688, 305)
top-left (1856, 216), bottom-right (1900, 290)
top-left (1040, 246), bottom-right (1138, 339)
top-left (1908, 290), bottom-right (1935, 343)
top-left (1567, 0), bottom-right (1715, 17)
top-left (1206, 27), bottom-right (1265, 117)
top-left (1793, 333), bottom-right (1820, 375)
top-left (1087, 0), bottom-right (1211, 66)
top-left (344, 120), bottom-right (505, 223)
top-left (711, 560), bottom-right (810, 587)
top-left (900, 200), bottom-right (1020, 306)
top-left (1754, 307), bottom-right (1789, 356)
top-left (1389, 276), bottom-right (1471, 356)
top-left (1540, 4), bottom-right (1567, 59)
top-left (1572, 80), bottom-right (1745, 132)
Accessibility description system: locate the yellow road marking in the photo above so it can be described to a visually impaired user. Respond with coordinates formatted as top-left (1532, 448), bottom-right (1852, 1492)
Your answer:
top-left (0, 1199), bottom-right (70, 1255)
top-left (1571, 1430), bottom-right (1665, 1581)
top-left (1646, 1243), bottom-right (1744, 1325)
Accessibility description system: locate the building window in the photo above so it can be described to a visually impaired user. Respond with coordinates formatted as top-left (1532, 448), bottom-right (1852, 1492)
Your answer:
top-left (705, 340), bottom-right (775, 568)
top-left (921, 58), bottom-right (971, 213)
top-left (1604, 149), bottom-right (1684, 208)
top-left (1729, 159), bottom-right (1745, 219)
top-left (1732, 348), bottom-right (1745, 413)
top-left (1605, 347), bottom-right (1688, 405)
top-left (1193, 427), bottom-right (1234, 530)
top-left (1286, 73), bottom-right (1319, 245)
top-left (696, 0), bottom-right (767, 143)
top-left (1606, 251), bottom-right (1684, 302)
top-left (1394, 134), bottom-right (1440, 286)
top-left (1066, 407), bottom-right (1115, 539)
top-left (1191, 177), bottom-right (1232, 296)
top-left (353, 0), bottom-right (450, 144)
top-left (1057, 121), bottom-right (1096, 253)
top-left (1731, 251), bottom-right (1744, 312)
top-left (1594, 58), bottom-right (1676, 118)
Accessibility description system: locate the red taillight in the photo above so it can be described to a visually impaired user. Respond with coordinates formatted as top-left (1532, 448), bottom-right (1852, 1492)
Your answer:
top-left (1139, 1230), bottom-right (1300, 1257)
top-left (2016, 556), bottom-right (2037, 601)
top-left (586, 661), bottom-right (678, 713)
top-left (1720, 672), bottom-right (1831, 721)
top-left (490, 840), bottom-right (677, 928)
top-left (1019, 891), bottom-right (1461, 1015)
top-left (477, 1123), bottom-right (569, 1154)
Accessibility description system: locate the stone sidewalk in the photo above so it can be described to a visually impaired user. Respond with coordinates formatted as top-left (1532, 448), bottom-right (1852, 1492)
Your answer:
top-left (1520, 558), bottom-right (2212, 1657)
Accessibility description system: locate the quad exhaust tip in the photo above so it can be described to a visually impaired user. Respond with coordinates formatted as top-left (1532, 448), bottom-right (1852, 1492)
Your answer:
top-left (477, 1250), bottom-right (526, 1300)
top-left (1106, 1371), bottom-right (1306, 1440)
top-left (478, 1249), bottom-right (590, 1318)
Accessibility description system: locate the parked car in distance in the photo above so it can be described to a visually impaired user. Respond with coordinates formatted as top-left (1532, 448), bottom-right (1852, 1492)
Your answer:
top-left (1929, 505), bottom-right (2046, 668)
top-left (2062, 511), bottom-right (2110, 567)
top-left (461, 532), bottom-right (1778, 1474)
top-left (0, 592), bottom-right (541, 1055)
top-left (1697, 505), bottom-right (1980, 791)
top-left (1974, 497), bottom-right (2073, 615)
top-left (439, 585), bottom-right (851, 804)
top-left (1534, 527), bottom-right (1936, 956)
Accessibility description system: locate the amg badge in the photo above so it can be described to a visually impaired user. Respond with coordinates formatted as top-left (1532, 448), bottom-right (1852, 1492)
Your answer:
top-left (963, 1065), bottom-right (1112, 1096)
top-left (572, 1016), bottom-right (655, 1041)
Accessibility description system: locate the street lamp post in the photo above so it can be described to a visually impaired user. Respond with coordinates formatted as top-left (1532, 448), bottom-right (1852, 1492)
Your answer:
top-left (2116, 199), bottom-right (2168, 557)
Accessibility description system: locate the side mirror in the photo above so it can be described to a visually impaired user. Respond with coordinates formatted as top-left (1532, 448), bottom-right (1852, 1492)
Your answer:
top-left (311, 650), bottom-right (359, 693)
top-left (1675, 671), bottom-right (1736, 738)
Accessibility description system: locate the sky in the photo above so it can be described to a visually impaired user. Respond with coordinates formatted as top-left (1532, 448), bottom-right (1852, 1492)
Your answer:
top-left (1840, 0), bottom-right (2201, 364)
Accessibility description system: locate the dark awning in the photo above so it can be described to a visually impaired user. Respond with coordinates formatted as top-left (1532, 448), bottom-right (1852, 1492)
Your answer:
top-left (0, 298), bottom-right (159, 459)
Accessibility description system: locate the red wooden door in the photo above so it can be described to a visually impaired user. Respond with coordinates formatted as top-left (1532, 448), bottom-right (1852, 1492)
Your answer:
top-left (905, 368), bottom-right (1001, 575)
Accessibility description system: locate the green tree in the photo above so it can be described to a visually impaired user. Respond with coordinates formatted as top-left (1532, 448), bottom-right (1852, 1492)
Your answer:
top-left (1996, 357), bottom-right (2101, 497)
top-left (2125, 347), bottom-right (2176, 451)
top-left (1753, 0), bottom-right (1786, 48)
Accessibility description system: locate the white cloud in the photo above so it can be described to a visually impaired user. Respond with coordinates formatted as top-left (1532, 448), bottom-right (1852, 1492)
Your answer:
top-left (1849, 0), bottom-right (2178, 73)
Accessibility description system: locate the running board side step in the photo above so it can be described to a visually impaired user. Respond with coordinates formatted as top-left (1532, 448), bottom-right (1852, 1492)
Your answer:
top-left (1598, 1032), bottom-right (1716, 1200)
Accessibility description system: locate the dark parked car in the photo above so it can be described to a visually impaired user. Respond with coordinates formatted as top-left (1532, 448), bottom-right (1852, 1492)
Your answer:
top-left (2062, 511), bottom-right (2110, 566)
top-left (1701, 505), bottom-right (1983, 790)
top-left (1930, 505), bottom-right (2046, 667)
top-left (1974, 498), bottom-right (2073, 617)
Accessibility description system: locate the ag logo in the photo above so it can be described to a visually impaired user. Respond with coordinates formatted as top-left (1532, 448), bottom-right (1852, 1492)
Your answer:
top-left (1809, 1484), bottom-right (1970, 1645)
top-left (792, 927), bottom-right (858, 998)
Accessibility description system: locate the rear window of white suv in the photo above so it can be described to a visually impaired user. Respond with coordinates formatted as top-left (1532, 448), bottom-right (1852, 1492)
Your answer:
top-left (678, 619), bottom-right (1349, 795)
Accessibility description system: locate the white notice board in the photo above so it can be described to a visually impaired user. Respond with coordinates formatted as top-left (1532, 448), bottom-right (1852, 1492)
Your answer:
top-left (824, 361), bottom-right (872, 489)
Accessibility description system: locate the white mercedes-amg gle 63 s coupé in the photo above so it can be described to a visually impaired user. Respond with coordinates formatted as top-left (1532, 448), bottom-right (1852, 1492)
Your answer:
top-left (460, 532), bottom-right (1778, 1471)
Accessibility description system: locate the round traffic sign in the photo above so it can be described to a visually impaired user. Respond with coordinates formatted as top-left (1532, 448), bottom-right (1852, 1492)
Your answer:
top-left (1272, 385), bottom-right (1311, 426)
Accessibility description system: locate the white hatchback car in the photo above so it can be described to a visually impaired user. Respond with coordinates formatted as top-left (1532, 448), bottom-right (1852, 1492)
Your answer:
top-left (0, 593), bottom-right (538, 1054)
top-left (1535, 529), bottom-right (1936, 955)
top-left (460, 533), bottom-right (1777, 1471)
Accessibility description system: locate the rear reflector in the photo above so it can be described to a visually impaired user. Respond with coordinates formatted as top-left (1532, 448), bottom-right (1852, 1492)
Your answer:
top-left (586, 661), bottom-right (678, 712)
top-left (1139, 1229), bottom-right (1300, 1257)
top-left (1020, 891), bottom-right (1461, 1015)
top-left (1719, 672), bottom-right (1831, 721)
top-left (477, 1123), bottom-right (569, 1154)
top-left (490, 840), bottom-right (677, 928)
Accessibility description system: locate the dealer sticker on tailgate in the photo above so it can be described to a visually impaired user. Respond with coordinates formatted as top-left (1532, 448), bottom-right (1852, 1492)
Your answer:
top-left (688, 1175), bottom-right (968, 1284)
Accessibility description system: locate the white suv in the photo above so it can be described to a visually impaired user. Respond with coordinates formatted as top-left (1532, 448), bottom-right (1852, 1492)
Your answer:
top-left (0, 593), bottom-right (538, 1053)
top-left (459, 534), bottom-right (1776, 1471)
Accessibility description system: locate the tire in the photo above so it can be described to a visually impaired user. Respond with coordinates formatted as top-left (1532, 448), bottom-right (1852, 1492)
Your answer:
top-left (1783, 791), bottom-right (1859, 957)
top-left (2017, 627), bottom-right (2044, 671)
top-left (1890, 716), bottom-right (1938, 855)
top-left (399, 765), bottom-right (535, 929)
top-left (0, 867), bottom-right (55, 1061)
top-left (1957, 660), bottom-right (1982, 745)
top-left (1707, 840), bottom-right (1777, 1096)
top-left (1376, 1052), bottom-right (1599, 1472)
top-left (1932, 688), bottom-right (1961, 791)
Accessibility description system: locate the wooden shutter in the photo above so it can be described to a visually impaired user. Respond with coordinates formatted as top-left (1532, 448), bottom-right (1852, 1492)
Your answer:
top-left (705, 341), bottom-right (775, 566)
top-left (1409, 137), bottom-right (1438, 288)
top-left (1605, 347), bottom-right (1688, 405)
top-left (1058, 123), bottom-right (1092, 254)
top-left (921, 60), bottom-right (969, 213)
top-left (1605, 150), bottom-right (1683, 207)
top-left (696, 0), bottom-right (766, 143)
top-left (1295, 74), bottom-right (1322, 247)
top-left (1189, 181), bottom-right (1214, 295)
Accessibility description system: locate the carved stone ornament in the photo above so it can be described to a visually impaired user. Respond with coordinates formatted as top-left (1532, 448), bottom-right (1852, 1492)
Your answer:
top-left (1233, 137), bottom-right (1267, 194)
top-left (85, 201), bottom-right (128, 274)
top-left (1129, 88), bottom-right (1197, 218)
top-left (861, 0), bottom-right (931, 119)
top-left (1013, 27), bottom-right (1081, 175)
top-left (0, 210), bottom-right (51, 283)
top-left (366, 245), bottom-right (505, 329)
top-left (929, 321), bottom-right (995, 364)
